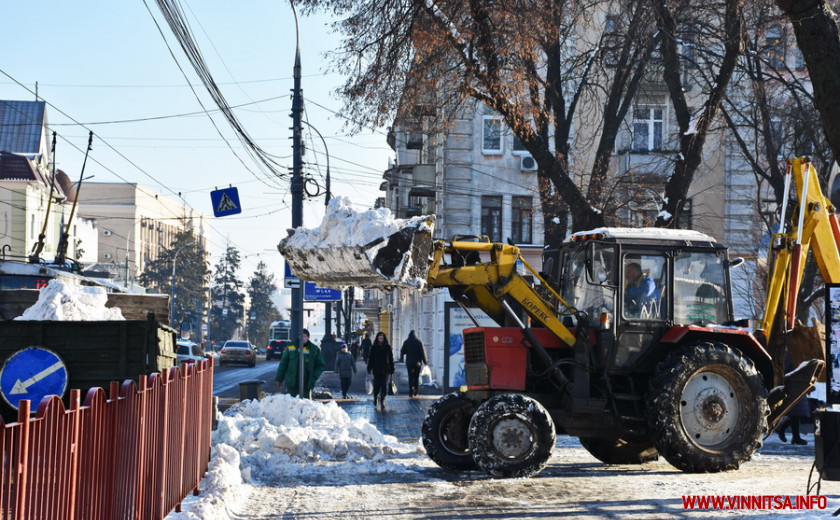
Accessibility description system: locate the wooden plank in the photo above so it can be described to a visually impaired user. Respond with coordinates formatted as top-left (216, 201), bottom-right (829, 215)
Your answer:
top-left (106, 293), bottom-right (170, 324)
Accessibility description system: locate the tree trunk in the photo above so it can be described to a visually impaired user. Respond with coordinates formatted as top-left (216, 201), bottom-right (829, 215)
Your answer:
top-left (776, 0), bottom-right (840, 162)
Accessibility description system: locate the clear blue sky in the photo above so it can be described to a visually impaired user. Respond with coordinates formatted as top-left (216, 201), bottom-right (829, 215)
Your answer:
top-left (0, 1), bottom-right (392, 281)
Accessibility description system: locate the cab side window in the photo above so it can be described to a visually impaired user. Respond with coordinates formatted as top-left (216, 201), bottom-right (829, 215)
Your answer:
top-left (622, 254), bottom-right (666, 320)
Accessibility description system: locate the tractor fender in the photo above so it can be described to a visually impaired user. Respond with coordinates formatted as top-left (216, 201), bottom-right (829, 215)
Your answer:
top-left (656, 326), bottom-right (773, 388)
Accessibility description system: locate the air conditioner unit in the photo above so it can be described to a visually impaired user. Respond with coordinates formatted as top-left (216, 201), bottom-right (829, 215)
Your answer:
top-left (103, 230), bottom-right (112, 236)
top-left (104, 253), bottom-right (112, 259)
top-left (520, 155), bottom-right (538, 171)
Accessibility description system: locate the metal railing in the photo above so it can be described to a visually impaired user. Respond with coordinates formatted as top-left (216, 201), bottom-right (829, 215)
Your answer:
top-left (0, 359), bottom-right (213, 520)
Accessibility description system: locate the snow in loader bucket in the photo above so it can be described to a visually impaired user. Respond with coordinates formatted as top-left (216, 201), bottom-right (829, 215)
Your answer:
top-left (278, 197), bottom-right (436, 289)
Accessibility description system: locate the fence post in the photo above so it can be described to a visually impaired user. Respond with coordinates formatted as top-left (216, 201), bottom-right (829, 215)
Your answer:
top-left (14, 400), bottom-right (30, 520)
top-left (68, 389), bottom-right (81, 520)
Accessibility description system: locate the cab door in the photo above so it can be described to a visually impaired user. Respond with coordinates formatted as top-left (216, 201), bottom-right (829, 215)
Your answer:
top-left (613, 252), bottom-right (669, 369)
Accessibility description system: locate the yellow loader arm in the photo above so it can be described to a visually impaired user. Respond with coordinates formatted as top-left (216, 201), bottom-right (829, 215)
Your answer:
top-left (427, 238), bottom-right (578, 347)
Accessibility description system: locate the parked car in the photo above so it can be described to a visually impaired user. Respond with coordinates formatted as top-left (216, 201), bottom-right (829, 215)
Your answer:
top-left (176, 340), bottom-right (207, 364)
top-left (219, 340), bottom-right (257, 367)
top-left (265, 340), bottom-right (288, 360)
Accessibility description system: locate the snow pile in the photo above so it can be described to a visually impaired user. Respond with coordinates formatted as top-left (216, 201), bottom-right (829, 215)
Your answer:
top-left (15, 279), bottom-right (125, 321)
top-left (278, 196), bottom-right (435, 289)
top-left (215, 394), bottom-right (420, 481)
top-left (170, 444), bottom-right (248, 520)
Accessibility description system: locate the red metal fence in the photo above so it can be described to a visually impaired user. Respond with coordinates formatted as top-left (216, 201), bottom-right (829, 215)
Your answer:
top-left (0, 358), bottom-right (213, 520)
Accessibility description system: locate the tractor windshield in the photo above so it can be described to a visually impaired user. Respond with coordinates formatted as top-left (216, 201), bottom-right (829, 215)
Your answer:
top-left (559, 245), bottom-right (616, 326)
top-left (673, 251), bottom-right (729, 325)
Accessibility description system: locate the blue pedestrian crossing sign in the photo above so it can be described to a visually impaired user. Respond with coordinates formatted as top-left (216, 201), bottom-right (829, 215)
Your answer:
top-left (210, 187), bottom-right (242, 217)
top-left (0, 347), bottom-right (68, 410)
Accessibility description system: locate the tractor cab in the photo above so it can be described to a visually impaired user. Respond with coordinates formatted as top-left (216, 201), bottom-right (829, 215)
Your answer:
top-left (546, 228), bottom-right (737, 370)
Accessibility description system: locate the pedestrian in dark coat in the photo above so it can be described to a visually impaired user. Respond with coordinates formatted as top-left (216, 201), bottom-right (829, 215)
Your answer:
top-left (334, 344), bottom-right (357, 399)
top-left (777, 350), bottom-right (811, 445)
top-left (366, 331), bottom-right (394, 411)
top-left (400, 330), bottom-right (427, 397)
top-left (361, 333), bottom-right (372, 362)
top-left (350, 340), bottom-right (360, 362)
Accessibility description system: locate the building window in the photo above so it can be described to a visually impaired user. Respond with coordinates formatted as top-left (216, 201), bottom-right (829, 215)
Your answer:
top-left (482, 116), bottom-right (503, 154)
top-left (766, 25), bottom-right (785, 69)
top-left (633, 107), bottom-right (664, 152)
top-left (512, 134), bottom-right (528, 153)
top-left (511, 196), bottom-right (533, 244)
top-left (603, 15), bottom-right (620, 67)
top-left (481, 195), bottom-right (503, 242)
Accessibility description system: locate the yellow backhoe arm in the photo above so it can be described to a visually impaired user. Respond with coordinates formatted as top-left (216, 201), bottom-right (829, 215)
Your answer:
top-left (427, 239), bottom-right (578, 347)
top-left (760, 157), bottom-right (840, 341)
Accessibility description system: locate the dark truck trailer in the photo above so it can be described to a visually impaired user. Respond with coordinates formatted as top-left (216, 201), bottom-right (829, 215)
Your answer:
top-left (0, 312), bottom-right (177, 422)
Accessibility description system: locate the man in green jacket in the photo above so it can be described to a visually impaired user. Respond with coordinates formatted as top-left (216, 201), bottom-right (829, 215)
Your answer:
top-left (275, 329), bottom-right (325, 399)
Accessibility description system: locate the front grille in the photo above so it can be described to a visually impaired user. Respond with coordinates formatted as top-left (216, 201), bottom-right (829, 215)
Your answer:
top-left (463, 331), bottom-right (486, 363)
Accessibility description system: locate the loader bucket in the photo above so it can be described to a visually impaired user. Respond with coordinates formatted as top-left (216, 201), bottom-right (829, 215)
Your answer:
top-left (278, 215), bottom-right (435, 290)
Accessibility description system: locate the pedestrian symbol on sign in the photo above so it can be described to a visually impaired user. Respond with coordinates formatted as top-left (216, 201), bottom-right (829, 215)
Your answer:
top-left (210, 187), bottom-right (242, 217)
top-left (217, 193), bottom-right (238, 213)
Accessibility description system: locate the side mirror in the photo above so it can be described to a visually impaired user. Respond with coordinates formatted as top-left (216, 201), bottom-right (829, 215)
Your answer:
top-left (727, 257), bottom-right (745, 269)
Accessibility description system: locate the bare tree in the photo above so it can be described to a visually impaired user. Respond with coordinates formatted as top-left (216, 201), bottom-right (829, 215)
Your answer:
top-left (652, 0), bottom-right (745, 228)
top-left (774, 0), bottom-right (840, 161)
top-left (301, 0), bottom-right (662, 235)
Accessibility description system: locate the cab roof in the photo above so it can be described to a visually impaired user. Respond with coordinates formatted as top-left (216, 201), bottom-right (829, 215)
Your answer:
top-left (570, 227), bottom-right (719, 245)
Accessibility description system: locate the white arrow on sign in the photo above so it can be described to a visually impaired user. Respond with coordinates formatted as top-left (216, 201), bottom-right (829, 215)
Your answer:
top-left (10, 360), bottom-right (64, 394)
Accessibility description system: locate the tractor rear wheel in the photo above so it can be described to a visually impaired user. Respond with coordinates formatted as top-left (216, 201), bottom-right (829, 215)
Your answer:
top-left (578, 436), bottom-right (659, 465)
top-left (647, 342), bottom-right (768, 472)
top-left (468, 393), bottom-right (555, 478)
top-left (422, 393), bottom-right (478, 471)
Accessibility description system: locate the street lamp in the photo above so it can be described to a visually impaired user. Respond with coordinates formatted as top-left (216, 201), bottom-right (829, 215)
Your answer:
top-left (170, 242), bottom-right (194, 329)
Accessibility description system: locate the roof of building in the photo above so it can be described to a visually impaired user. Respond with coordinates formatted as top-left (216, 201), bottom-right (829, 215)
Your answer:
top-left (0, 151), bottom-right (47, 183)
top-left (0, 100), bottom-right (46, 155)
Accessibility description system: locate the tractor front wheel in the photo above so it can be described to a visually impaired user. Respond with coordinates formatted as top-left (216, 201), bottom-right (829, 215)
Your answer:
top-left (468, 393), bottom-right (555, 478)
top-left (422, 393), bottom-right (478, 471)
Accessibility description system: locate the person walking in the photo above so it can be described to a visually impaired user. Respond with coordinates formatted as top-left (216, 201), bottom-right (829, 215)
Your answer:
top-left (776, 349), bottom-right (810, 445)
top-left (350, 339), bottom-right (360, 362)
top-left (367, 331), bottom-right (394, 411)
top-left (400, 330), bottom-right (427, 397)
top-left (334, 344), bottom-right (356, 399)
top-left (361, 332), bottom-right (372, 362)
top-left (274, 329), bottom-right (325, 399)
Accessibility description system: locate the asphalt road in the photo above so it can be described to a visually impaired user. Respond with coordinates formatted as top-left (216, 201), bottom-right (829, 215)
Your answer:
top-left (212, 355), bottom-right (279, 398)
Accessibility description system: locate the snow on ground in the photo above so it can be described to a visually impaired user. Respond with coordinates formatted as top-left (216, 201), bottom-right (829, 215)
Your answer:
top-left (14, 279), bottom-right (124, 320)
top-left (168, 395), bottom-right (839, 520)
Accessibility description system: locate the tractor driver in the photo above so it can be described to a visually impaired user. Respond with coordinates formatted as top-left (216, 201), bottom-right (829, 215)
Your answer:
top-left (624, 261), bottom-right (660, 318)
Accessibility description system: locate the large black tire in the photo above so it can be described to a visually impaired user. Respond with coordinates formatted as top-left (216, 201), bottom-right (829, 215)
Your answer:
top-left (579, 436), bottom-right (659, 465)
top-left (647, 342), bottom-right (768, 473)
top-left (468, 393), bottom-right (555, 478)
top-left (421, 393), bottom-right (478, 471)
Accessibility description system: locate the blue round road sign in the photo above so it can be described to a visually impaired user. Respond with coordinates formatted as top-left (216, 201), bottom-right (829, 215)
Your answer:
top-left (0, 347), bottom-right (68, 410)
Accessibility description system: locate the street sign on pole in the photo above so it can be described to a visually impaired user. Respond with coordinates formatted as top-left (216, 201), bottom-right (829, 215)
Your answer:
top-left (210, 187), bottom-right (242, 217)
top-left (284, 262), bottom-right (301, 289)
top-left (304, 282), bottom-right (342, 302)
top-left (0, 347), bottom-right (68, 410)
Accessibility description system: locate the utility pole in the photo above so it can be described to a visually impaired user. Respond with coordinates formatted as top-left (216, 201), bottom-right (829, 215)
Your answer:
top-left (290, 0), bottom-right (306, 398)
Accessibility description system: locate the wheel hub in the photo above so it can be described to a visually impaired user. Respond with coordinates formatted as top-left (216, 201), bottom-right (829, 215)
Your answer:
top-left (491, 416), bottom-right (534, 459)
top-left (680, 369), bottom-right (740, 448)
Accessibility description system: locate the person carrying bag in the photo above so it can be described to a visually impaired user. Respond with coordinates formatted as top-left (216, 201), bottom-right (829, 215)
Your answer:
top-left (366, 331), bottom-right (395, 411)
